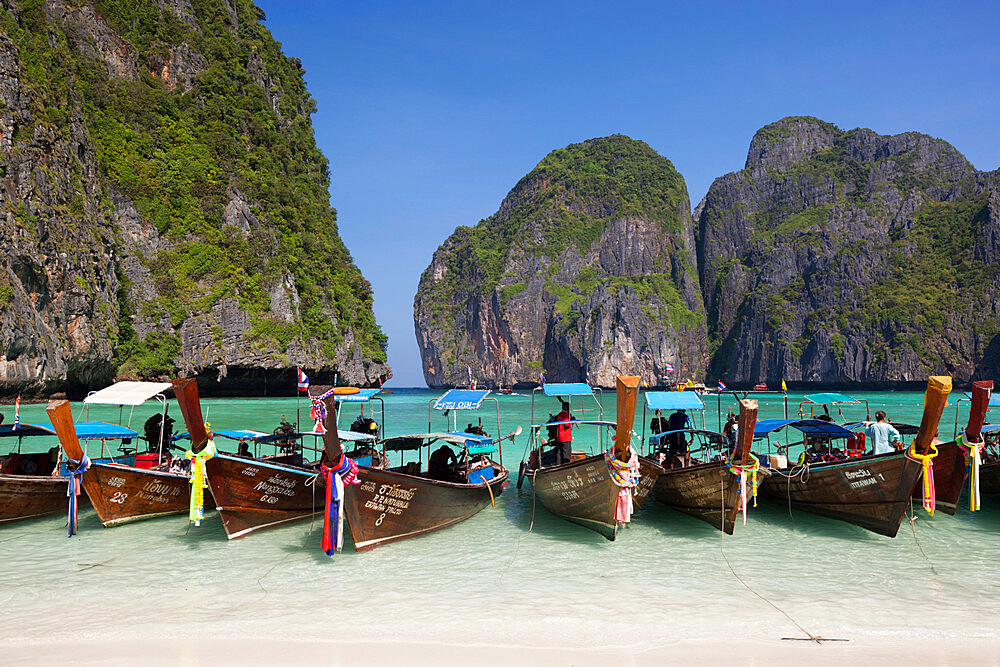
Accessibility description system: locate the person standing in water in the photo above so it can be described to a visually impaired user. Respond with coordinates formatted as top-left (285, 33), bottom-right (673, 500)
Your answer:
top-left (865, 410), bottom-right (902, 455)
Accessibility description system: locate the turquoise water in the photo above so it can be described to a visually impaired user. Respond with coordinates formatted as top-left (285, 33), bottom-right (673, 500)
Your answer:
top-left (2, 389), bottom-right (999, 649)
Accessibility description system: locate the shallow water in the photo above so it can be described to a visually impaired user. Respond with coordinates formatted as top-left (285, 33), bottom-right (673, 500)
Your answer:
top-left (2, 389), bottom-right (998, 649)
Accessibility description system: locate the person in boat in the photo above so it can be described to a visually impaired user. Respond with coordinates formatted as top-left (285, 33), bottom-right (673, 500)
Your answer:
top-left (865, 411), bottom-right (902, 455)
top-left (723, 412), bottom-right (738, 446)
top-left (428, 443), bottom-right (458, 481)
top-left (143, 412), bottom-right (175, 454)
top-left (552, 400), bottom-right (574, 465)
top-left (666, 409), bottom-right (691, 468)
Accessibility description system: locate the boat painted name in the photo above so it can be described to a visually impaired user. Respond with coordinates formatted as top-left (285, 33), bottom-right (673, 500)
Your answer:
top-left (377, 483), bottom-right (417, 501)
top-left (142, 480), bottom-right (182, 497)
top-left (253, 476), bottom-right (297, 498)
top-left (242, 467), bottom-right (260, 477)
top-left (843, 468), bottom-right (879, 489)
top-left (108, 476), bottom-right (126, 488)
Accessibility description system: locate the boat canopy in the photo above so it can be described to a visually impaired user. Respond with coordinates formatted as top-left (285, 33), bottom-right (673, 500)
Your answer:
top-left (333, 388), bottom-right (382, 402)
top-left (802, 393), bottom-right (859, 405)
top-left (843, 421), bottom-right (921, 435)
top-left (648, 428), bottom-right (725, 445)
top-left (84, 381), bottom-right (172, 405)
top-left (382, 431), bottom-right (494, 452)
top-left (982, 424), bottom-right (1000, 434)
top-left (532, 419), bottom-right (616, 429)
top-left (542, 382), bottom-right (593, 396)
top-left (965, 392), bottom-right (1000, 408)
top-left (644, 391), bottom-right (704, 411)
top-left (2, 422), bottom-right (141, 440)
top-left (174, 428), bottom-right (377, 443)
top-left (433, 389), bottom-right (491, 410)
top-left (754, 418), bottom-right (855, 439)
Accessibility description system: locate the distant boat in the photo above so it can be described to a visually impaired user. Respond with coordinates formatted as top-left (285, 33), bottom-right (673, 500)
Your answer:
top-left (753, 383), bottom-right (768, 391)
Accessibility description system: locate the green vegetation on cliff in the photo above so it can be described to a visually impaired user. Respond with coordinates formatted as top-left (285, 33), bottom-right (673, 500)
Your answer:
top-left (2, 0), bottom-right (387, 371)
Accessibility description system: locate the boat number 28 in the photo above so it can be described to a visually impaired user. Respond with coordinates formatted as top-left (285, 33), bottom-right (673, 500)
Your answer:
top-left (109, 491), bottom-right (128, 504)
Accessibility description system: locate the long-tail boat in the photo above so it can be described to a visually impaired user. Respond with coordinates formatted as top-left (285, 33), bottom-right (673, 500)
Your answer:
top-left (48, 389), bottom-right (194, 527)
top-left (908, 380), bottom-right (993, 514)
top-left (172, 380), bottom-right (509, 551)
top-left (757, 376), bottom-right (951, 537)
top-left (520, 376), bottom-right (663, 540)
top-left (649, 394), bottom-right (764, 533)
top-left (1, 421), bottom-right (142, 526)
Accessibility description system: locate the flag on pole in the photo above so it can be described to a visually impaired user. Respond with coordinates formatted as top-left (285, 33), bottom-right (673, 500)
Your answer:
top-left (717, 380), bottom-right (727, 391)
top-left (296, 368), bottom-right (309, 391)
top-left (781, 379), bottom-right (788, 392)
top-left (13, 395), bottom-right (20, 429)
top-left (664, 362), bottom-right (676, 372)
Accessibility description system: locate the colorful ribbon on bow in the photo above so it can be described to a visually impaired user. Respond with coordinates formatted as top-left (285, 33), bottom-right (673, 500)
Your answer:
top-left (320, 455), bottom-right (360, 555)
top-left (957, 433), bottom-right (984, 511)
top-left (727, 453), bottom-right (760, 526)
top-left (605, 447), bottom-right (640, 523)
top-left (66, 454), bottom-right (90, 537)
top-left (309, 387), bottom-right (338, 434)
top-left (185, 434), bottom-right (217, 526)
top-left (908, 443), bottom-right (938, 515)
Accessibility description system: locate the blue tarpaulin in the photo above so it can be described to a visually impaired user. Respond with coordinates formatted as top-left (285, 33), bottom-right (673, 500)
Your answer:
top-left (754, 419), bottom-right (855, 439)
top-left (2, 422), bottom-right (138, 439)
top-left (644, 391), bottom-right (705, 411)
top-left (433, 389), bottom-right (491, 410)
top-left (982, 424), bottom-right (1000, 434)
top-left (965, 392), bottom-right (1000, 408)
top-left (542, 383), bottom-right (593, 396)
top-left (802, 393), bottom-right (859, 405)
top-left (334, 388), bottom-right (381, 402)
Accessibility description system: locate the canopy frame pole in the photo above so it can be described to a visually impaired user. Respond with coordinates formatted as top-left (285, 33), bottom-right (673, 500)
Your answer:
top-left (954, 397), bottom-right (968, 440)
top-left (156, 393), bottom-right (167, 466)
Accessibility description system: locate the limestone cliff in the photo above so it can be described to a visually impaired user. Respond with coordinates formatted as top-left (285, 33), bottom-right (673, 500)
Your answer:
top-left (0, 0), bottom-right (389, 396)
top-left (697, 116), bottom-right (1000, 384)
top-left (414, 135), bottom-right (708, 388)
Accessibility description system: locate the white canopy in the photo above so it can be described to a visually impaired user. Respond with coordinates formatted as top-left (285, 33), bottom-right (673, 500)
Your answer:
top-left (84, 381), bottom-right (173, 406)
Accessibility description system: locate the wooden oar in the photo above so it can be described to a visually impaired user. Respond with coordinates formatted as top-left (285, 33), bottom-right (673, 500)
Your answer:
top-left (614, 376), bottom-right (640, 461)
top-left (965, 380), bottom-right (993, 443)
top-left (172, 378), bottom-right (209, 452)
top-left (726, 397), bottom-right (759, 527)
top-left (47, 399), bottom-right (84, 460)
top-left (912, 376), bottom-right (952, 455)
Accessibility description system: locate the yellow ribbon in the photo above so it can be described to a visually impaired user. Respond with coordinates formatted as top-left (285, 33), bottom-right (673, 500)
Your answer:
top-left (185, 437), bottom-right (217, 526)
top-left (958, 433), bottom-right (983, 511)
top-left (907, 442), bottom-right (938, 516)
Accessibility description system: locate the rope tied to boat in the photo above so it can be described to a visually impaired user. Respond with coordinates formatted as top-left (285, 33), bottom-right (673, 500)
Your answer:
top-left (604, 446), bottom-right (640, 523)
top-left (907, 442), bottom-right (938, 516)
top-left (320, 455), bottom-right (360, 555)
top-left (309, 387), bottom-right (338, 434)
top-left (727, 453), bottom-right (760, 526)
top-left (66, 453), bottom-right (90, 537)
top-left (957, 433), bottom-right (984, 511)
top-left (185, 423), bottom-right (217, 526)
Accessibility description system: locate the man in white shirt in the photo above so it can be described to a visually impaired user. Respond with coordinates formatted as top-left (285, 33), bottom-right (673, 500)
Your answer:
top-left (865, 410), bottom-right (902, 455)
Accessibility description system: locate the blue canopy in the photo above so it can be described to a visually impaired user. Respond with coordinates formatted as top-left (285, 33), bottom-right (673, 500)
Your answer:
top-left (982, 424), bottom-right (1000, 434)
top-left (965, 392), bottom-right (1000, 408)
top-left (754, 419), bottom-right (855, 439)
top-left (334, 388), bottom-right (381, 402)
top-left (72, 423), bottom-right (141, 440)
top-left (433, 389), bottom-right (491, 410)
top-left (645, 391), bottom-right (704, 411)
top-left (542, 383), bottom-right (594, 396)
top-left (802, 393), bottom-right (859, 405)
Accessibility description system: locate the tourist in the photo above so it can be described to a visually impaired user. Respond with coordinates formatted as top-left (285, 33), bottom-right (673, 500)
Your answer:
top-left (429, 444), bottom-right (457, 480)
top-left (553, 400), bottom-right (574, 464)
top-left (865, 411), bottom-right (902, 455)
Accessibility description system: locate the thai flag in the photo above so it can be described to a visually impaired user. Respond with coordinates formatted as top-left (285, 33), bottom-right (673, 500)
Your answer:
top-left (297, 368), bottom-right (309, 391)
top-left (717, 380), bottom-right (727, 391)
top-left (664, 362), bottom-right (675, 372)
top-left (13, 396), bottom-right (19, 429)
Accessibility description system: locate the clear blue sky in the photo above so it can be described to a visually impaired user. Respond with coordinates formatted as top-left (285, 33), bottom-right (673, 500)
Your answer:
top-left (256, 1), bottom-right (1000, 387)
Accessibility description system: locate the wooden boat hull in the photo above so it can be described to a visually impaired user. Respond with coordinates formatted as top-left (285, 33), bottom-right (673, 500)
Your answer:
top-left (759, 452), bottom-right (922, 537)
top-left (0, 475), bottom-right (70, 525)
top-left (653, 461), bottom-right (772, 534)
top-left (911, 441), bottom-right (967, 515)
top-left (528, 454), bottom-right (661, 540)
top-left (981, 461), bottom-right (1000, 498)
top-left (345, 464), bottom-right (508, 552)
top-left (205, 453), bottom-right (319, 540)
top-left (84, 463), bottom-right (191, 527)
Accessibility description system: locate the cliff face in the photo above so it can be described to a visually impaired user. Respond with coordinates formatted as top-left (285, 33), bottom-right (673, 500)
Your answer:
top-left (414, 135), bottom-right (708, 388)
top-left (0, 0), bottom-right (389, 396)
top-left (697, 116), bottom-right (1000, 384)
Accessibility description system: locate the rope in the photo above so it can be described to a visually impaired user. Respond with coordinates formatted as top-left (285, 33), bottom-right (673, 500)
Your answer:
top-left (905, 502), bottom-right (938, 576)
top-left (66, 454), bottom-right (90, 537)
top-left (906, 443), bottom-right (938, 516)
top-left (483, 474), bottom-right (496, 508)
top-left (957, 433), bottom-right (984, 511)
